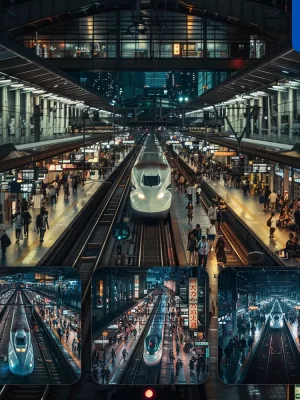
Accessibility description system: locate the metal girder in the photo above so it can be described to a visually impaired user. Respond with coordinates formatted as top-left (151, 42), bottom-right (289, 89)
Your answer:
top-left (0, 33), bottom-right (117, 111)
top-left (184, 39), bottom-right (295, 109)
top-left (189, 133), bottom-right (300, 169)
top-left (0, 0), bottom-right (289, 41)
top-left (0, 134), bottom-right (112, 173)
top-left (46, 57), bottom-right (253, 72)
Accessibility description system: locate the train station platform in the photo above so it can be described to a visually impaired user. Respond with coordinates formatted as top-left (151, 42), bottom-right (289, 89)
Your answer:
top-left (24, 290), bottom-right (81, 373)
top-left (218, 317), bottom-right (268, 384)
top-left (92, 296), bottom-right (155, 384)
top-left (287, 320), bottom-right (300, 350)
top-left (0, 154), bottom-right (128, 267)
top-left (160, 313), bottom-right (206, 384)
top-left (175, 151), bottom-right (299, 263)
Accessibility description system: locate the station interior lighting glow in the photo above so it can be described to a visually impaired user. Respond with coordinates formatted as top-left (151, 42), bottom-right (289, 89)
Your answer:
top-left (144, 389), bottom-right (154, 399)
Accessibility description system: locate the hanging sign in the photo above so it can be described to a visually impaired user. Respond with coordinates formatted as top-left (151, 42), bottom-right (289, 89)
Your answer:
top-left (189, 278), bottom-right (198, 331)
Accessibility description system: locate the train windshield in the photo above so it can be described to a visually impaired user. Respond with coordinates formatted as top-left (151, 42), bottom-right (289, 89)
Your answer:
top-left (146, 337), bottom-right (158, 354)
top-left (16, 337), bottom-right (26, 346)
top-left (143, 175), bottom-right (160, 187)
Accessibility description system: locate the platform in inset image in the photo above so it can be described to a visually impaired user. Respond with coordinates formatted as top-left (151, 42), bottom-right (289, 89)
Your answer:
top-left (218, 266), bottom-right (300, 385)
top-left (0, 266), bottom-right (81, 385)
top-left (91, 266), bottom-right (209, 385)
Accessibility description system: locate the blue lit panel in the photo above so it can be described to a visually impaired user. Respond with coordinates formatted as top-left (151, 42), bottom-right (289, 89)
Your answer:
top-left (293, 0), bottom-right (300, 52)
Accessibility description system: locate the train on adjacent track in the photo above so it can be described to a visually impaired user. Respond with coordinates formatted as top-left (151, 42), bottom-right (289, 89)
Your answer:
top-left (8, 291), bottom-right (34, 376)
top-left (130, 134), bottom-right (172, 219)
top-left (270, 299), bottom-right (284, 329)
top-left (143, 294), bottom-right (166, 367)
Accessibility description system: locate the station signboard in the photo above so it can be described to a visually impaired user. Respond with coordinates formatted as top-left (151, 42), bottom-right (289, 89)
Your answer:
top-left (189, 278), bottom-right (198, 331)
top-left (195, 341), bottom-right (209, 346)
top-left (94, 339), bottom-right (109, 344)
top-left (17, 169), bottom-right (35, 181)
top-left (20, 183), bottom-right (35, 193)
top-left (251, 163), bottom-right (271, 173)
top-left (214, 151), bottom-right (236, 156)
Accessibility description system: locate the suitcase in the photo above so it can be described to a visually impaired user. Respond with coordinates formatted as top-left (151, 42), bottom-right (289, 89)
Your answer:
top-left (259, 195), bottom-right (265, 204)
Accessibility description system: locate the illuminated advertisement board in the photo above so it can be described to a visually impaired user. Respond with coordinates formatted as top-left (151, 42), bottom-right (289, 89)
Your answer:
top-left (189, 278), bottom-right (198, 331)
top-left (134, 275), bottom-right (139, 299)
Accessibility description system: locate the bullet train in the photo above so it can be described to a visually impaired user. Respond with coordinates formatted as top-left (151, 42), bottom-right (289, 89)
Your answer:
top-left (130, 134), bottom-right (172, 219)
top-left (143, 294), bottom-right (166, 367)
top-left (270, 299), bottom-right (284, 329)
top-left (8, 291), bottom-right (34, 376)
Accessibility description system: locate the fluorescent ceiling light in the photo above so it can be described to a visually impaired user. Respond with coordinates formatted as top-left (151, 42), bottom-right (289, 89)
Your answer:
top-left (0, 79), bottom-right (12, 84)
top-left (22, 87), bottom-right (36, 91)
top-left (10, 83), bottom-right (24, 88)
top-left (32, 89), bottom-right (46, 94)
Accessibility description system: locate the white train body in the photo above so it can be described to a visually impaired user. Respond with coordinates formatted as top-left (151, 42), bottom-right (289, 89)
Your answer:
top-left (8, 292), bottom-right (34, 376)
top-left (143, 294), bottom-right (166, 367)
top-left (130, 134), bottom-right (171, 219)
top-left (270, 299), bottom-right (284, 329)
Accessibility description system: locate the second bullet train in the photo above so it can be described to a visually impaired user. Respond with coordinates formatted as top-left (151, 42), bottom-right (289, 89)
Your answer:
top-left (8, 291), bottom-right (34, 376)
top-left (130, 134), bottom-right (172, 219)
top-left (143, 294), bottom-right (166, 367)
top-left (270, 299), bottom-right (284, 329)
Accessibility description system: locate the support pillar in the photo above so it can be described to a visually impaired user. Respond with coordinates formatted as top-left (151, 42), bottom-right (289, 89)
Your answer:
top-left (288, 88), bottom-right (293, 142)
top-left (277, 91), bottom-right (282, 138)
top-left (182, 108), bottom-right (185, 127)
top-left (60, 103), bottom-right (65, 133)
top-left (258, 96), bottom-right (263, 136)
top-left (1, 86), bottom-right (8, 140)
top-left (25, 91), bottom-right (31, 137)
top-left (42, 98), bottom-right (47, 136)
top-left (15, 89), bottom-right (20, 140)
top-left (283, 168), bottom-right (290, 199)
top-left (66, 105), bottom-right (70, 132)
top-left (49, 100), bottom-right (54, 136)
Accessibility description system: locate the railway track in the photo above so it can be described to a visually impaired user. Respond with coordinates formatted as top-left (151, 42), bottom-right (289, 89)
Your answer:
top-left (119, 295), bottom-right (162, 385)
top-left (63, 147), bottom-right (141, 297)
top-left (244, 319), bottom-right (300, 384)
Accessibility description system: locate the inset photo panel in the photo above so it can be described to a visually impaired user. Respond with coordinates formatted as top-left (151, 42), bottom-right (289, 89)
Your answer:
top-left (0, 267), bottom-right (81, 385)
top-left (91, 267), bottom-right (209, 385)
top-left (218, 266), bottom-right (300, 385)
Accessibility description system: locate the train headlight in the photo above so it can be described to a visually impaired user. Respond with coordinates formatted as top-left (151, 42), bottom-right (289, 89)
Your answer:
top-left (270, 321), bottom-right (274, 326)
top-left (138, 193), bottom-right (145, 200)
top-left (280, 321), bottom-right (283, 327)
top-left (157, 193), bottom-right (164, 199)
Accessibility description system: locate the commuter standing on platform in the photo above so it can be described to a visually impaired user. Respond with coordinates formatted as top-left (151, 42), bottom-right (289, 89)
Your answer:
top-left (294, 206), bottom-right (300, 234)
top-left (267, 211), bottom-right (276, 239)
top-left (36, 211), bottom-right (46, 242)
top-left (198, 236), bottom-right (210, 269)
top-left (0, 230), bottom-right (11, 255)
top-left (14, 212), bottom-right (24, 243)
top-left (21, 208), bottom-right (32, 236)
top-left (209, 288), bottom-right (216, 326)
top-left (208, 204), bottom-right (217, 225)
top-left (268, 190), bottom-right (278, 210)
top-left (186, 184), bottom-right (193, 202)
top-left (186, 201), bottom-right (194, 226)
top-left (263, 185), bottom-right (271, 210)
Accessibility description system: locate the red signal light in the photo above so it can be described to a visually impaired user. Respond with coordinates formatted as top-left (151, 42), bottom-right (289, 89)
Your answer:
top-left (144, 389), bottom-right (154, 399)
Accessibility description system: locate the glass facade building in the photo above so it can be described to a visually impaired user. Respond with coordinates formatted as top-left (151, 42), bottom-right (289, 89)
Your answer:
top-left (22, 11), bottom-right (266, 61)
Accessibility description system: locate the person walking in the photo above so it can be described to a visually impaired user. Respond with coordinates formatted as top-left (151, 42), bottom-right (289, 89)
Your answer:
top-left (186, 201), bottom-right (194, 226)
top-left (14, 212), bottom-right (24, 242)
top-left (21, 208), bottom-right (32, 236)
top-left (186, 233), bottom-right (197, 266)
top-left (36, 211), bottom-right (47, 242)
top-left (198, 236), bottom-right (210, 269)
top-left (0, 230), bottom-right (11, 255)
top-left (267, 211), bottom-right (276, 239)
top-left (208, 204), bottom-right (217, 225)
top-left (49, 186), bottom-right (57, 205)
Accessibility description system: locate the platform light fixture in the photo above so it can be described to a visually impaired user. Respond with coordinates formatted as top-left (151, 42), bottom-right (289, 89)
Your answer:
top-left (10, 83), bottom-right (24, 88)
top-left (0, 79), bottom-right (12, 84)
